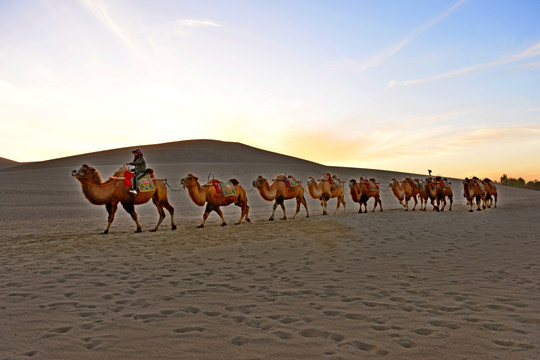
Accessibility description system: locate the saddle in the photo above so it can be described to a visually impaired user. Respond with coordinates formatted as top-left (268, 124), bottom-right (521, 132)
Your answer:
top-left (209, 179), bottom-right (237, 197)
top-left (362, 178), bottom-right (379, 191)
top-left (329, 176), bottom-right (344, 189)
top-left (122, 170), bottom-right (155, 192)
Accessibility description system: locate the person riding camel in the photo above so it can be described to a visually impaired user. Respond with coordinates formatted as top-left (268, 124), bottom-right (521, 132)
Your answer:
top-left (125, 149), bottom-right (146, 195)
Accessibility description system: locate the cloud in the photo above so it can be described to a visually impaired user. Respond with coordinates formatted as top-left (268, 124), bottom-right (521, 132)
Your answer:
top-left (176, 19), bottom-right (222, 28)
top-left (342, 0), bottom-right (465, 72)
top-left (79, 0), bottom-right (136, 50)
top-left (389, 40), bottom-right (540, 88)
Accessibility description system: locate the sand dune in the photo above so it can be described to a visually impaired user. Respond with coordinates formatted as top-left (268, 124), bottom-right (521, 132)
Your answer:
top-left (1, 142), bottom-right (539, 359)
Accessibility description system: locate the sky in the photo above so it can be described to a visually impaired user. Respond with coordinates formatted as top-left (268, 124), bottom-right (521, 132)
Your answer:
top-left (1, 0), bottom-right (539, 180)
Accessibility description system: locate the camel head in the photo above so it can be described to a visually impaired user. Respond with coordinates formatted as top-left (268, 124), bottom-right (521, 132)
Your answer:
top-left (71, 164), bottom-right (102, 184)
top-left (389, 178), bottom-right (399, 188)
top-left (252, 175), bottom-right (268, 188)
top-left (307, 176), bottom-right (316, 185)
top-left (349, 179), bottom-right (358, 188)
top-left (181, 173), bottom-right (199, 189)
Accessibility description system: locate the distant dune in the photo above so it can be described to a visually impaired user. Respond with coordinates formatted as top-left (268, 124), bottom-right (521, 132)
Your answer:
top-left (0, 157), bottom-right (20, 170)
top-left (0, 139), bottom-right (321, 172)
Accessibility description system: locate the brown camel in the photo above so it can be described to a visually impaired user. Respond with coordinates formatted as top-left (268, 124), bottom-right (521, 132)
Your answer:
top-left (181, 173), bottom-right (250, 228)
top-left (252, 174), bottom-right (309, 221)
top-left (388, 177), bottom-right (422, 211)
top-left (441, 178), bottom-right (453, 211)
top-left (463, 177), bottom-right (487, 212)
top-left (424, 176), bottom-right (445, 211)
top-left (349, 177), bottom-right (383, 213)
top-left (417, 180), bottom-right (429, 211)
top-left (306, 172), bottom-right (346, 215)
top-left (482, 178), bottom-right (498, 208)
top-left (71, 164), bottom-right (176, 234)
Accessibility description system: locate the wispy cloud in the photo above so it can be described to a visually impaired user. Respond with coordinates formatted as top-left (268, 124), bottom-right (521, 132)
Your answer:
top-left (79, 0), bottom-right (136, 50)
top-left (177, 19), bottom-right (222, 28)
top-left (389, 40), bottom-right (540, 87)
top-left (344, 0), bottom-right (465, 72)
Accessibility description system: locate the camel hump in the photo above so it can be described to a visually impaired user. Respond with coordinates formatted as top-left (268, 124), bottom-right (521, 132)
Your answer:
top-left (145, 168), bottom-right (154, 175)
top-left (229, 178), bottom-right (240, 185)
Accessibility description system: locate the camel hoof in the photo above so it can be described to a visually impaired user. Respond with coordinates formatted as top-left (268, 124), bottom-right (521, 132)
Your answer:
top-left (281, 217), bottom-right (287, 220)
top-left (197, 224), bottom-right (204, 229)
top-left (469, 210), bottom-right (473, 213)
top-left (171, 225), bottom-right (177, 230)
top-left (221, 223), bottom-right (227, 226)
top-left (246, 218), bottom-right (251, 222)
top-left (135, 229), bottom-right (142, 233)
top-left (269, 217), bottom-right (274, 221)
top-left (102, 230), bottom-right (109, 235)
top-left (150, 229), bottom-right (157, 232)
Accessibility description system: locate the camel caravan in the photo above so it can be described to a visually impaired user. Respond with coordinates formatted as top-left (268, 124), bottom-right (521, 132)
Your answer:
top-left (72, 162), bottom-right (500, 233)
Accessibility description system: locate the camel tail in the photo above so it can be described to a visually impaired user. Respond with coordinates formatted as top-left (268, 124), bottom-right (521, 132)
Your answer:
top-left (229, 178), bottom-right (240, 185)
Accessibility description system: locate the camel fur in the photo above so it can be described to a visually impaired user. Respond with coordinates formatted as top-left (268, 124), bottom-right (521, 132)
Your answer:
top-left (306, 172), bottom-right (346, 215)
top-left (252, 174), bottom-right (309, 221)
top-left (463, 177), bottom-right (487, 212)
top-left (181, 173), bottom-right (250, 228)
top-left (424, 176), bottom-right (445, 212)
top-left (349, 177), bottom-right (383, 213)
top-left (71, 164), bottom-right (176, 234)
top-left (482, 178), bottom-right (498, 208)
top-left (388, 177), bottom-right (422, 211)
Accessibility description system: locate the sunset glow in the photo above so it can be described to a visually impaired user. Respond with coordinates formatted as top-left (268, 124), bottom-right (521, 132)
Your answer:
top-left (1, 1), bottom-right (539, 180)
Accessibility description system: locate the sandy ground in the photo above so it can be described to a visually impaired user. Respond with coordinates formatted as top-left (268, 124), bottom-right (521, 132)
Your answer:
top-left (1, 162), bottom-right (539, 359)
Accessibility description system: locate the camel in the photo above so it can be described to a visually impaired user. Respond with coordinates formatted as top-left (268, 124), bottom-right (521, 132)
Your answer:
top-left (71, 164), bottom-right (176, 234)
top-left (417, 181), bottom-right (429, 211)
top-left (441, 178), bottom-right (453, 211)
top-left (388, 177), bottom-right (422, 211)
top-left (463, 177), bottom-right (487, 212)
top-left (482, 178), bottom-right (498, 208)
top-left (306, 172), bottom-right (346, 215)
top-left (252, 174), bottom-right (309, 221)
top-left (349, 177), bottom-right (383, 213)
top-left (181, 173), bottom-right (250, 228)
top-left (424, 176), bottom-right (445, 211)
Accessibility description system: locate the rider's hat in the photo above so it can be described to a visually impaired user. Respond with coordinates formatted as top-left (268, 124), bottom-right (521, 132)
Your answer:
top-left (132, 148), bottom-right (142, 156)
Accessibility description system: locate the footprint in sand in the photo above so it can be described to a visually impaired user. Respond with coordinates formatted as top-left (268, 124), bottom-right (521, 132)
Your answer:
top-left (340, 340), bottom-right (389, 355)
top-left (173, 327), bottom-right (205, 334)
top-left (493, 339), bottom-right (535, 350)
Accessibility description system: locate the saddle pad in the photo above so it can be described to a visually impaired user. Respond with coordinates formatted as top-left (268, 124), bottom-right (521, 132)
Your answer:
top-left (137, 174), bottom-right (155, 192)
top-left (285, 177), bottom-right (299, 188)
top-left (331, 177), bottom-right (343, 188)
top-left (369, 181), bottom-right (379, 191)
top-left (474, 179), bottom-right (485, 191)
top-left (211, 180), bottom-right (237, 197)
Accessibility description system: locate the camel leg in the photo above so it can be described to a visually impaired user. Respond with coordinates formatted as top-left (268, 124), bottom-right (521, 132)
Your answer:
top-left (292, 198), bottom-right (301, 219)
top-left (121, 201), bottom-right (142, 232)
top-left (403, 196), bottom-right (409, 211)
top-left (301, 196), bottom-right (310, 218)
top-left (278, 197), bottom-right (287, 220)
top-left (269, 202), bottom-right (278, 221)
top-left (448, 196), bottom-right (453, 211)
top-left (235, 202), bottom-right (249, 225)
top-left (411, 195), bottom-right (418, 211)
top-left (164, 201), bottom-right (177, 230)
top-left (440, 197), bottom-right (446, 211)
top-left (214, 207), bottom-right (227, 226)
top-left (494, 195), bottom-right (497, 208)
top-left (378, 198), bottom-right (383, 212)
top-left (198, 203), bottom-right (214, 228)
top-left (321, 200), bottom-right (328, 215)
top-left (104, 202), bottom-right (118, 234)
top-left (151, 203), bottom-right (166, 232)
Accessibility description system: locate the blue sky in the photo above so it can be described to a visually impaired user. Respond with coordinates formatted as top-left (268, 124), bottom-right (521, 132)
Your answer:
top-left (1, 0), bottom-right (539, 180)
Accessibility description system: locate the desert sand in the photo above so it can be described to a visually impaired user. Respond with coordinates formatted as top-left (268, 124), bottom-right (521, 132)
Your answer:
top-left (1, 144), bottom-right (539, 359)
